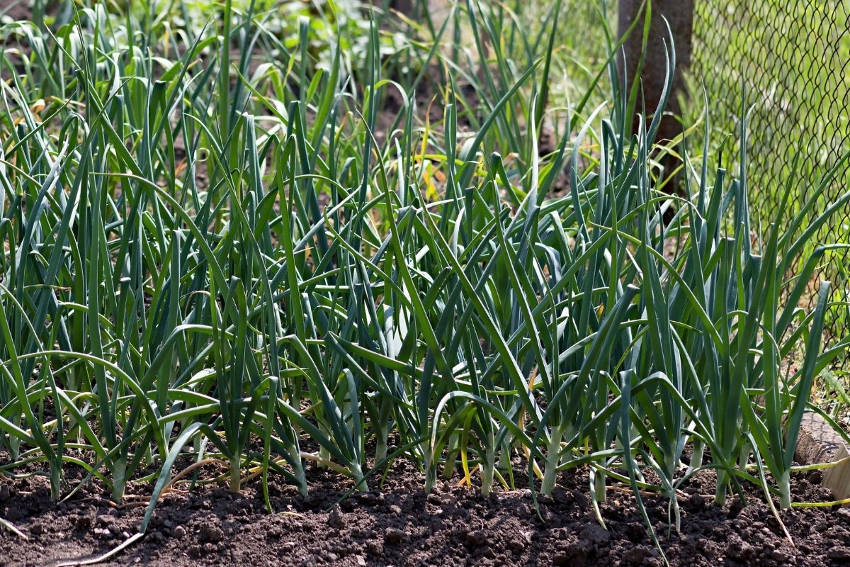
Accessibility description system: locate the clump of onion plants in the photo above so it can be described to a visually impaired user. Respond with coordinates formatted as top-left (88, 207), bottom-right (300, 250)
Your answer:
top-left (0, 3), bottom-right (848, 563)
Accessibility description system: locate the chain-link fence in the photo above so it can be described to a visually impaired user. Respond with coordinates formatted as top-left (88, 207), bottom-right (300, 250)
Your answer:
top-left (690, 1), bottom-right (850, 338)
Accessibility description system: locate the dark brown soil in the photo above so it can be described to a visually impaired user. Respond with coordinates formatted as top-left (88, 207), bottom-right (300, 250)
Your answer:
top-left (2, 456), bottom-right (850, 567)
top-left (0, 0), bottom-right (31, 22)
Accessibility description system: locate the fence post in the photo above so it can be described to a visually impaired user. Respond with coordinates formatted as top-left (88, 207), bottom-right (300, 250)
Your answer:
top-left (617, 0), bottom-right (695, 147)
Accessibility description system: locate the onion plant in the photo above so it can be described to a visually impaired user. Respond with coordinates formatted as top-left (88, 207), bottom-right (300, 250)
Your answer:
top-left (1, 2), bottom-right (849, 560)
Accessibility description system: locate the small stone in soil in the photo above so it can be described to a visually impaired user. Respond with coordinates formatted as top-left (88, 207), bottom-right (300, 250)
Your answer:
top-left (199, 523), bottom-right (223, 543)
top-left (426, 493), bottom-right (443, 505)
top-left (327, 505), bottom-right (345, 529)
top-left (173, 525), bottom-right (187, 538)
top-left (358, 491), bottom-right (380, 505)
top-left (93, 527), bottom-right (111, 538)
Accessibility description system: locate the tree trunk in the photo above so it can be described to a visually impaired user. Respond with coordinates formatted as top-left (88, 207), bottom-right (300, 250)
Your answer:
top-left (617, 0), bottom-right (695, 146)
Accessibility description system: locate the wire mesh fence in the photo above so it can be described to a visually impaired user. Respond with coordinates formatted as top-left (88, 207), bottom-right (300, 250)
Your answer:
top-left (690, 0), bottom-right (850, 339)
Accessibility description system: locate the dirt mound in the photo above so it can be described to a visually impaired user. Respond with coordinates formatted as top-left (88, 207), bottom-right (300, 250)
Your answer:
top-left (2, 457), bottom-right (849, 566)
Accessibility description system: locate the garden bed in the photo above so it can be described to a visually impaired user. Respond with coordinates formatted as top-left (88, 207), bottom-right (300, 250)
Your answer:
top-left (3, 458), bottom-right (850, 567)
top-left (3, 2), bottom-right (850, 566)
